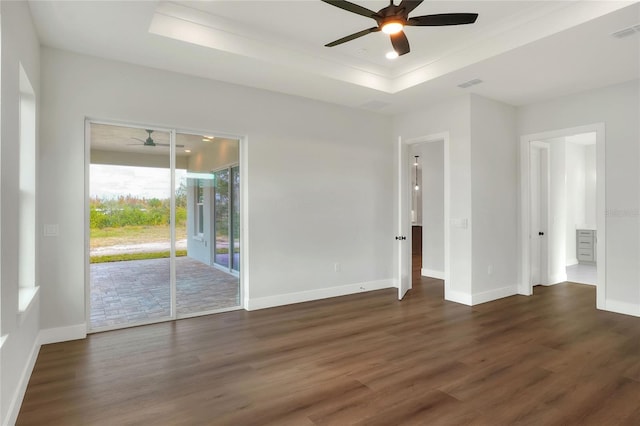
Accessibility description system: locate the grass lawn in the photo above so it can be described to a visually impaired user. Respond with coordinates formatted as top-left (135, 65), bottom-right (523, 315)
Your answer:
top-left (91, 250), bottom-right (187, 264)
top-left (90, 224), bottom-right (238, 263)
top-left (90, 225), bottom-right (187, 249)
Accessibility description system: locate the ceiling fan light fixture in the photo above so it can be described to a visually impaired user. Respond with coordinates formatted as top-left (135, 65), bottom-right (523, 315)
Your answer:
top-left (381, 21), bottom-right (404, 35)
top-left (321, 1), bottom-right (478, 57)
top-left (386, 50), bottom-right (399, 60)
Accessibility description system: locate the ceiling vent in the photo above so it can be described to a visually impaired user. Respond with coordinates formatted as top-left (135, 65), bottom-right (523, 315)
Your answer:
top-left (611, 24), bottom-right (640, 39)
top-left (457, 78), bottom-right (483, 89)
top-left (360, 100), bottom-right (390, 110)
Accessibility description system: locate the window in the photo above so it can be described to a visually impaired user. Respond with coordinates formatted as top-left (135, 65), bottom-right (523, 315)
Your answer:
top-left (195, 179), bottom-right (204, 236)
top-left (18, 63), bottom-right (37, 311)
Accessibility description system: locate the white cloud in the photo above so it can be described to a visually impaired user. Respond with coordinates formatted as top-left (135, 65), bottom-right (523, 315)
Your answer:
top-left (90, 165), bottom-right (187, 200)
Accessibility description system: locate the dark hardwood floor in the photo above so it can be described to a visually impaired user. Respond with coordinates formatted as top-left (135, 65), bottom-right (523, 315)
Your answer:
top-left (18, 279), bottom-right (640, 425)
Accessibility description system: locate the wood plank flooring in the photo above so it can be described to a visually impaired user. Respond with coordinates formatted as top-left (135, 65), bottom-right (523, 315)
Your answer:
top-left (18, 280), bottom-right (640, 425)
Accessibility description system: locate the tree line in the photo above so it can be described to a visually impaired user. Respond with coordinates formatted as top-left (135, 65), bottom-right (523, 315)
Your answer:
top-left (90, 189), bottom-right (187, 229)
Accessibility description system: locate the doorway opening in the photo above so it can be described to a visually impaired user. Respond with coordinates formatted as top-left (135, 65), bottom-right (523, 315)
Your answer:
top-left (396, 133), bottom-right (450, 301)
top-left (520, 124), bottom-right (604, 308)
top-left (410, 141), bottom-right (445, 288)
top-left (87, 121), bottom-right (243, 331)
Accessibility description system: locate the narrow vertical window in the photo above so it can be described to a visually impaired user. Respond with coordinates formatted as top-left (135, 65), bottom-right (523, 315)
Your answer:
top-left (196, 179), bottom-right (204, 236)
top-left (18, 64), bottom-right (37, 311)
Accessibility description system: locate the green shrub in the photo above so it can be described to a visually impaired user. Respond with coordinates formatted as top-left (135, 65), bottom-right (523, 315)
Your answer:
top-left (90, 195), bottom-right (186, 229)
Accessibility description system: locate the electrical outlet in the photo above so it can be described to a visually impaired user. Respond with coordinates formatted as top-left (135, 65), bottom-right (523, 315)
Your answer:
top-left (487, 265), bottom-right (493, 275)
top-left (334, 262), bottom-right (340, 272)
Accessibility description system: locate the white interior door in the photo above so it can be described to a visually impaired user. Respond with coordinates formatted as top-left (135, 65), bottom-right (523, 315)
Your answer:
top-left (530, 147), bottom-right (541, 285)
top-left (530, 143), bottom-right (550, 287)
top-left (397, 137), bottom-right (411, 300)
top-left (539, 148), bottom-right (550, 285)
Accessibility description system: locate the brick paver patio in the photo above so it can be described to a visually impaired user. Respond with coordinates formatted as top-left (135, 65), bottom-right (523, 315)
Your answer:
top-left (90, 256), bottom-right (239, 329)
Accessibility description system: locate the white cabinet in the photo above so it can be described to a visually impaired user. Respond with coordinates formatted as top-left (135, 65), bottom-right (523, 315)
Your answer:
top-left (577, 229), bottom-right (596, 264)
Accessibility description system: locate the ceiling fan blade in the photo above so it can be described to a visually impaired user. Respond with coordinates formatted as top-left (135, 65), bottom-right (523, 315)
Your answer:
top-left (155, 143), bottom-right (185, 147)
top-left (321, 0), bottom-right (379, 19)
top-left (390, 30), bottom-right (410, 56)
top-left (398, 0), bottom-right (424, 15)
top-left (325, 27), bottom-right (380, 47)
top-left (131, 137), bottom-right (147, 143)
top-left (407, 13), bottom-right (478, 26)
top-left (126, 143), bottom-right (144, 146)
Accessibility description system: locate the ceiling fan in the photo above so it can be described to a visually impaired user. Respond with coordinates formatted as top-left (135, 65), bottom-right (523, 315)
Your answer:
top-left (128, 129), bottom-right (184, 148)
top-left (321, 0), bottom-right (478, 56)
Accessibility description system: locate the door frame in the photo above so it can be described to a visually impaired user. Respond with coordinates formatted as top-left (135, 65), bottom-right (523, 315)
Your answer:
top-left (84, 118), bottom-right (249, 332)
top-left (396, 132), bottom-right (451, 299)
top-left (519, 123), bottom-right (605, 309)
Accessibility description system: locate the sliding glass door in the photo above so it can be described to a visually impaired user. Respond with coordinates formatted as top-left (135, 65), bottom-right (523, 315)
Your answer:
top-left (89, 123), bottom-right (241, 331)
top-left (89, 123), bottom-right (172, 330)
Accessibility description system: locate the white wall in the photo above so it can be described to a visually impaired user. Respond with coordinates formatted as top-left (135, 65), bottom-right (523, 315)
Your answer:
top-left (393, 96), bottom-right (472, 302)
top-left (518, 79), bottom-right (640, 314)
top-left (548, 139), bottom-right (567, 283)
top-left (565, 141), bottom-right (585, 265)
top-left (565, 141), bottom-right (590, 265)
top-left (418, 141), bottom-right (444, 276)
top-left (585, 144), bottom-right (597, 229)
top-left (393, 94), bottom-right (519, 304)
top-left (0, 2), bottom-right (42, 424)
top-left (470, 95), bottom-right (519, 302)
top-left (38, 48), bottom-right (394, 328)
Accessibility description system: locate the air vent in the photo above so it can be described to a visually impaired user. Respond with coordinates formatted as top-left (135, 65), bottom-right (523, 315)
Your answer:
top-left (611, 24), bottom-right (640, 39)
top-left (457, 78), bottom-right (483, 89)
top-left (360, 100), bottom-right (390, 110)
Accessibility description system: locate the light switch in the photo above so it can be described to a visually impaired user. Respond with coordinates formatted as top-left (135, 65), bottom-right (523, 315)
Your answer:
top-left (44, 224), bottom-right (59, 237)
top-left (450, 218), bottom-right (469, 229)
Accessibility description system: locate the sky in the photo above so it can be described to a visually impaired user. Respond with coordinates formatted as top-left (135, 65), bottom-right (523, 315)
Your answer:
top-left (90, 164), bottom-right (187, 199)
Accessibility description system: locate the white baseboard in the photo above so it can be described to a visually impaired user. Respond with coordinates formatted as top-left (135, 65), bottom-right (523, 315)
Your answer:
top-left (39, 323), bottom-right (87, 345)
top-left (471, 285), bottom-right (518, 305)
top-left (4, 336), bottom-right (40, 426)
top-left (544, 272), bottom-right (568, 286)
top-left (566, 258), bottom-right (579, 267)
top-left (445, 289), bottom-right (472, 306)
top-left (247, 279), bottom-right (394, 311)
top-left (421, 268), bottom-right (445, 280)
top-left (603, 299), bottom-right (640, 317)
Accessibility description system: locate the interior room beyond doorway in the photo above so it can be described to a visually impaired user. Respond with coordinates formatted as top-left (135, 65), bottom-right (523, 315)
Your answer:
top-left (410, 140), bottom-right (445, 283)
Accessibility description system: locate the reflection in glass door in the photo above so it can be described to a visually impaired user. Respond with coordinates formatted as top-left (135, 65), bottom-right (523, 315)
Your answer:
top-left (175, 133), bottom-right (240, 315)
top-left (213, 166), bottom-right (240, 273)
top-left (214, 169), bottom-right (230, 268)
